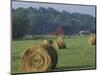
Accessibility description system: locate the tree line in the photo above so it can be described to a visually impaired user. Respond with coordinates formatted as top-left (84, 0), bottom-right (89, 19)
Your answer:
top-left (12, 7), bottom-right (96, 39)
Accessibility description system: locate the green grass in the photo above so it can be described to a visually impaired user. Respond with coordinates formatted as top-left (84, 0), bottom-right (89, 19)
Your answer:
top-left (11, 36), bottom-right (96, 73)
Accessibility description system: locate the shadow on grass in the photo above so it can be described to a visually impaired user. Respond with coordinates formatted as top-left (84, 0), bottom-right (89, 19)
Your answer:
top-left (58, 46), bottom-right (81, 50)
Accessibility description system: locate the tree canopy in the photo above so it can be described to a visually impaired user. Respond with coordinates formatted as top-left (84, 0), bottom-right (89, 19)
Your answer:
top-left (12, 7), bottom-right (96, 39)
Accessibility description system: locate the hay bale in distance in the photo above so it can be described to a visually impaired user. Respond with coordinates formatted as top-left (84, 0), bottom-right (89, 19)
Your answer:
top-left (40, 40), bottom-right (53, 49)
top-left (88, 33), bottom-right (96, 46)
top-left (21, 40), bottom-right (58, 72)
top-left (55, 36), bottom-right (66, 49)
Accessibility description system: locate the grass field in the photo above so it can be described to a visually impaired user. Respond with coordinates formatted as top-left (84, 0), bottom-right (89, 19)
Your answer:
top-left (11, 35), bottom-right (96, 73)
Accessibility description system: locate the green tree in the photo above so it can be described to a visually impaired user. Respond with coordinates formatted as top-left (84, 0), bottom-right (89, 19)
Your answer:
top-left (12, 8), bottom-right (29, 38)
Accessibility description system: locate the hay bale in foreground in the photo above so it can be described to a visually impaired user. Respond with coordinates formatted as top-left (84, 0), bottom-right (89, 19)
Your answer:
top-left (88, 33), bottom-right (96, 46)
top-left (55, 36), bottom-right (66, 49)
top-left (21, 40), bottom-right (58, 72)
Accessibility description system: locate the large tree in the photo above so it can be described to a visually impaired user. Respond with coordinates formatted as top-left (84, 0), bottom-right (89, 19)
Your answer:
top-left (12, 8), bottom-right (29, 38)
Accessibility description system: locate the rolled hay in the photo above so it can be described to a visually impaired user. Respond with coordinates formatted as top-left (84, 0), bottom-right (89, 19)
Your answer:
top-left (88, 33), bottom-right (96, 46)
top-left (55, 36), bottom-right (66, 49)
top-left (21, 43), bottom-right (58, 72)
top-left (40, 40), bottom-right (58, 69)
top-left (40, 40), bottom-right (53, 49)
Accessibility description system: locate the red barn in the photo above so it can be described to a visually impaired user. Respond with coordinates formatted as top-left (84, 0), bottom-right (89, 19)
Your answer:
top-left (56, 26), bottom-right (64, 36)
top-left (47, 26), bottom-right (64, 36)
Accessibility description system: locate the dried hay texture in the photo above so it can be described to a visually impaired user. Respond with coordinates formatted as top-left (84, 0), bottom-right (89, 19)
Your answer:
top-left (40, 40), bottom-right (53, 49)
top-left (55, 36), bottom-right (66, 49)
top-left (88, 33), bottom-right (96, 46)
top-left (21, 40), bottom-right (58, 72)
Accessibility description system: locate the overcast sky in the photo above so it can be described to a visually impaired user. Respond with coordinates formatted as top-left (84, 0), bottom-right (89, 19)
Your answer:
top-left (12, 1), bottom-right (96, 17)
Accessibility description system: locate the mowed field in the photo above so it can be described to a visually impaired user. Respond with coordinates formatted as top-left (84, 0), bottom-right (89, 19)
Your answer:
top-left (11, 35), bottom-right (96, 73)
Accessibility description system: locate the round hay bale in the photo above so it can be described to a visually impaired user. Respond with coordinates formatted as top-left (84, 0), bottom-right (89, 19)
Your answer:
top-left (21, 45), bottom-right (58, 72)
top-left (88, 33), bottom-right (96, 46)
top-left (46, 46), bottom-right (58, 70)
top-left (40, 40), bottom-right (53, 48)
top-left (55, 36), bottom-right (66, 49)
top-left (40, 40), bottom-right (58, 69)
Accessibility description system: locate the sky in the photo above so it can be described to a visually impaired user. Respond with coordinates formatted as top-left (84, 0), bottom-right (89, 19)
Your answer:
top-left (12, 1), bottom-right (96, 17)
